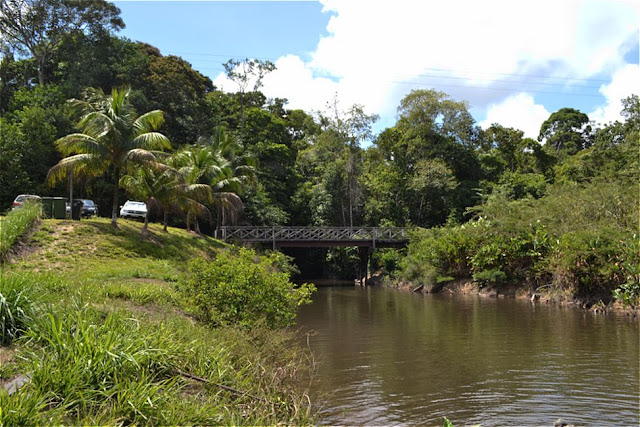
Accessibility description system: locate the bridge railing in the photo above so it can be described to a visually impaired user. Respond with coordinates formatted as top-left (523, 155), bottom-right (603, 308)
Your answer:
top-left (218, 226), bottom-right (407, 243)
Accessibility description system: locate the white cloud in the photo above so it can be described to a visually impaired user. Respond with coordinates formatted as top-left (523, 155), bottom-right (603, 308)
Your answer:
top-left (261, 55), bottom-right (339, 113)
top-left (589, 64), bottom-right (640, 125)
top-left (213, 55), bottom-right (340, 113)
top-left (480, 94), bottom-right (551, 139)
top-left (213, 0), bottom-right (639, 132)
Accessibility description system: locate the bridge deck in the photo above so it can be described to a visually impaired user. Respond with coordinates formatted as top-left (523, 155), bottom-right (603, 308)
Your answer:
top-left (218, 226), bottom-right (407, 248)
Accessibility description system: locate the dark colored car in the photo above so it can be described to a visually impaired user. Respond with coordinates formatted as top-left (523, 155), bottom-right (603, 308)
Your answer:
top-left (66, 199), bottom-right (99, 217)
top-left (78, 199), bottom-right (98, 217)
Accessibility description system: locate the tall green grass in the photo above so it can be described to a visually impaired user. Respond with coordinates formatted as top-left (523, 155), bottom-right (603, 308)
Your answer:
top-left (0, 202), bottom-right (41, 261)
top-left (2, 306), bottom-right (315, 425)
top-left (0, 273), bottom-right (38, 345)
top-left (2, 218), bottom-right (316, 424)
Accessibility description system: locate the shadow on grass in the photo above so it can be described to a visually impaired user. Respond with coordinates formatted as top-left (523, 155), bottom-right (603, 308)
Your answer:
top-left (69, 219), bottom-right (228, 263)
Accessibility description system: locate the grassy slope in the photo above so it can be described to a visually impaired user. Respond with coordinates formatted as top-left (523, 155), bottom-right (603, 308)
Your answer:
top-left (12, 218), bottom-right (222, 306)
top-left (1, 218), bottom-right (314, 425)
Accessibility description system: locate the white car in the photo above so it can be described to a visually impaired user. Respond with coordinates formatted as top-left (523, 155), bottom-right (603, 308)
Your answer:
top-left (12, 194), bottom-right (41, 210)
top-left (119, 201), bottom-right (147, 219)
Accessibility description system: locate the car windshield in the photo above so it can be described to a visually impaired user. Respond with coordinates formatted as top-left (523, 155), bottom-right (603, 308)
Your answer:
top-left (16, 195), bottom-right (39, 202)
top-left (82, 200), bottom-right (94, 206)
top-left (127, 202), bottom-right (145, 208)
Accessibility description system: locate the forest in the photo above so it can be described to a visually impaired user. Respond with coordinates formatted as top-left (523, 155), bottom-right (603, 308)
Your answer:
top-left (1, 0), bottom-right (638, 304)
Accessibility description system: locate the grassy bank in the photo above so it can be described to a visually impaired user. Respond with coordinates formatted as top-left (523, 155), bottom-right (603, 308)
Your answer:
top-left (0, 203), bottom-right (41, 261)
top-left (395, 177), bottom-right (639, 309)
top-left (0, 218), bottom-right (315, 425)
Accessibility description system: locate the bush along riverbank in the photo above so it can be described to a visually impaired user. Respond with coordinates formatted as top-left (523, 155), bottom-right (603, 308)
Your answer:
top-left (391, 177), bottom-right (639, 313)
top-left (0, 217), bottom-right (316, 425)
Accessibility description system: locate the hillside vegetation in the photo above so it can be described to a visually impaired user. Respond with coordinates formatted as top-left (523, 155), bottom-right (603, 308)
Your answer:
top-left (395, 135), bottom-right (639, 307)
top-left (1, 2), bottom-right (638, 308)
top-left (0, 218), bottom-right (315, 425)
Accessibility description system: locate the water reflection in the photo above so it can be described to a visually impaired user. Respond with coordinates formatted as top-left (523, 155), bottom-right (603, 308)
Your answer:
top-left (298, 287), bottom-right (640, 426)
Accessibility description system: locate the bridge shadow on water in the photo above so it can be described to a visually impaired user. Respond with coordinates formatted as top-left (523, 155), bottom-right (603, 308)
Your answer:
top-left (294, 278), bottom-right (356, 287)
top-left (282, 246), bottom-right (362, 287)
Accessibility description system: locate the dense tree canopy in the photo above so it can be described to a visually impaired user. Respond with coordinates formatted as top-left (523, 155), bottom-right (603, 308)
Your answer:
top-left (538, 107), bottom-right (591, 155)
top-left (0, 5), bottom-right (637, 251)
top-left (0, 0), bottom-right (124, 84)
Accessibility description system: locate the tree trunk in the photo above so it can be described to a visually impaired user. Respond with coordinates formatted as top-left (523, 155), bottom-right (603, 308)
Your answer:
top-left (37, 56), bottom-right (46, 85)
top-left (111, 167), bottom-right (120, 228)
top-left (349, 192), bottom-right (353, 229)
top-left (163, 211), bottom-right (169, 233)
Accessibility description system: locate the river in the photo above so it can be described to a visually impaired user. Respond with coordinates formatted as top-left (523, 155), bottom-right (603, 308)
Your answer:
top-left (297, 286), bottom-right (639, 426)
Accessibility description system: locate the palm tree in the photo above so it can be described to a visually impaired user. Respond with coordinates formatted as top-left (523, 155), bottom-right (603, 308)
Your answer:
top-left (199, 127), bottom-right (257, 183)
top-left (119, 166), bottom-right (179, 235)
top-left (196, 128), bottom-right (257, 228)
top-left (171, 141), bottom-right (250, 234)
top-left (47, 87), bottom-right (171, 227)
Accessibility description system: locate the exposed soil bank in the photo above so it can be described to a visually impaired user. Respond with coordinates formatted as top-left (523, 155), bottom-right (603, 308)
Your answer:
top-left (390, 277), bottom-right (639, 317)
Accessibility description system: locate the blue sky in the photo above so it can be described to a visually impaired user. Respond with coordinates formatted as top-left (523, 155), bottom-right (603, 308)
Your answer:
top-left (113, 0), bottom-right (639, 139)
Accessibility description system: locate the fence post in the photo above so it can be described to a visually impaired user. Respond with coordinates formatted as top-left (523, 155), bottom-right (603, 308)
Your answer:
top-left (272, 226), bottom-right (276, 250)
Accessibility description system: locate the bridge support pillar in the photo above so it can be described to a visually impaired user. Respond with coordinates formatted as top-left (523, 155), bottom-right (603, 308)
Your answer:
top-left (369, 249), bottom-right (374, 285)
top-left (358, 246), bottom-right (373, 286)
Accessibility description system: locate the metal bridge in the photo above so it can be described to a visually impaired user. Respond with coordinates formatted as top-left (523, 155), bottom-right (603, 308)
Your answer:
top-left (217, 226), bottom-right (408, 249)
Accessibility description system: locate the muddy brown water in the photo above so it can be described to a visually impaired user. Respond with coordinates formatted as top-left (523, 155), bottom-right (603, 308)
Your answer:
top-left (297, 286), bottom-right (639, 426)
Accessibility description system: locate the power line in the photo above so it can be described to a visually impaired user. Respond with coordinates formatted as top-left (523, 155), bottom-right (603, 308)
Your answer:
top-left (390, 80), bottom-right (602, 98)
top-left (194, 61), bottom-right (604, 91)
top-left (183, 65), bottom-right (604, 98)
top-left (165, 49), bottom-right (613, 84)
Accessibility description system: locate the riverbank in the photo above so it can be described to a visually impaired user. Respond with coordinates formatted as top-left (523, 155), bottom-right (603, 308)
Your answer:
top-left (0, 217), bottom-right (315, 425)
top-left (391, 277), bottom-right (639, 316)
top-left (392, 176), bottom-right (639, 314)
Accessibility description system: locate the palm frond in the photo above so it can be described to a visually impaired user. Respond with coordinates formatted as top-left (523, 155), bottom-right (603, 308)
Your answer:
top-left (67, 98), bottom-right (95, 118)
top-left (213, 191), bottom-right (243, 209)
top-left (109, 87), bottom-right (131, 118)
top-left (134, 110), bottom-right (166, 134)
top-left (77, 111), bottom-right (113, 137)
top-left (124, 149), bottom-right (159, 164)
top-left (132, 132), bottom-right (171, 150)
top-left (182, 197), bottom-right (212, 221)
top-left (212, 177), bottom-right (244, 194)
top-left (54, 134), bottom-right (103, 156)
top-left (181, 183), bottom-right (214, 203)
top-left (213, 191), bottom-right (243, 225)
top-left (47, 154), bottom-right (103, 186)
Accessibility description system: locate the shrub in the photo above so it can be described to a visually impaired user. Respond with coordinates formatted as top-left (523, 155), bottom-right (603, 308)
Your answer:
top-left (183, 248), bottom-right (316, 328)
top-left (400, 220), bottom-right (486, 284)
top-left (375, 248), bottom-right (402, 276)
top-left (470, 221), bottom-right (552, 287)
top-left (494, 171), bottom-right (547, 200)
top-left (549, 229), bottom-right (625, 296)
top-left (612, 236), bottom-right (639, 307)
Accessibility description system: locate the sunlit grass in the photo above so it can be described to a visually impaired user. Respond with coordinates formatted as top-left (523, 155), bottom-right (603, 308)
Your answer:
top-left (11, 217), bottom-right (224, 308)
top-left (1, 217), bottom-right (315, 425)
